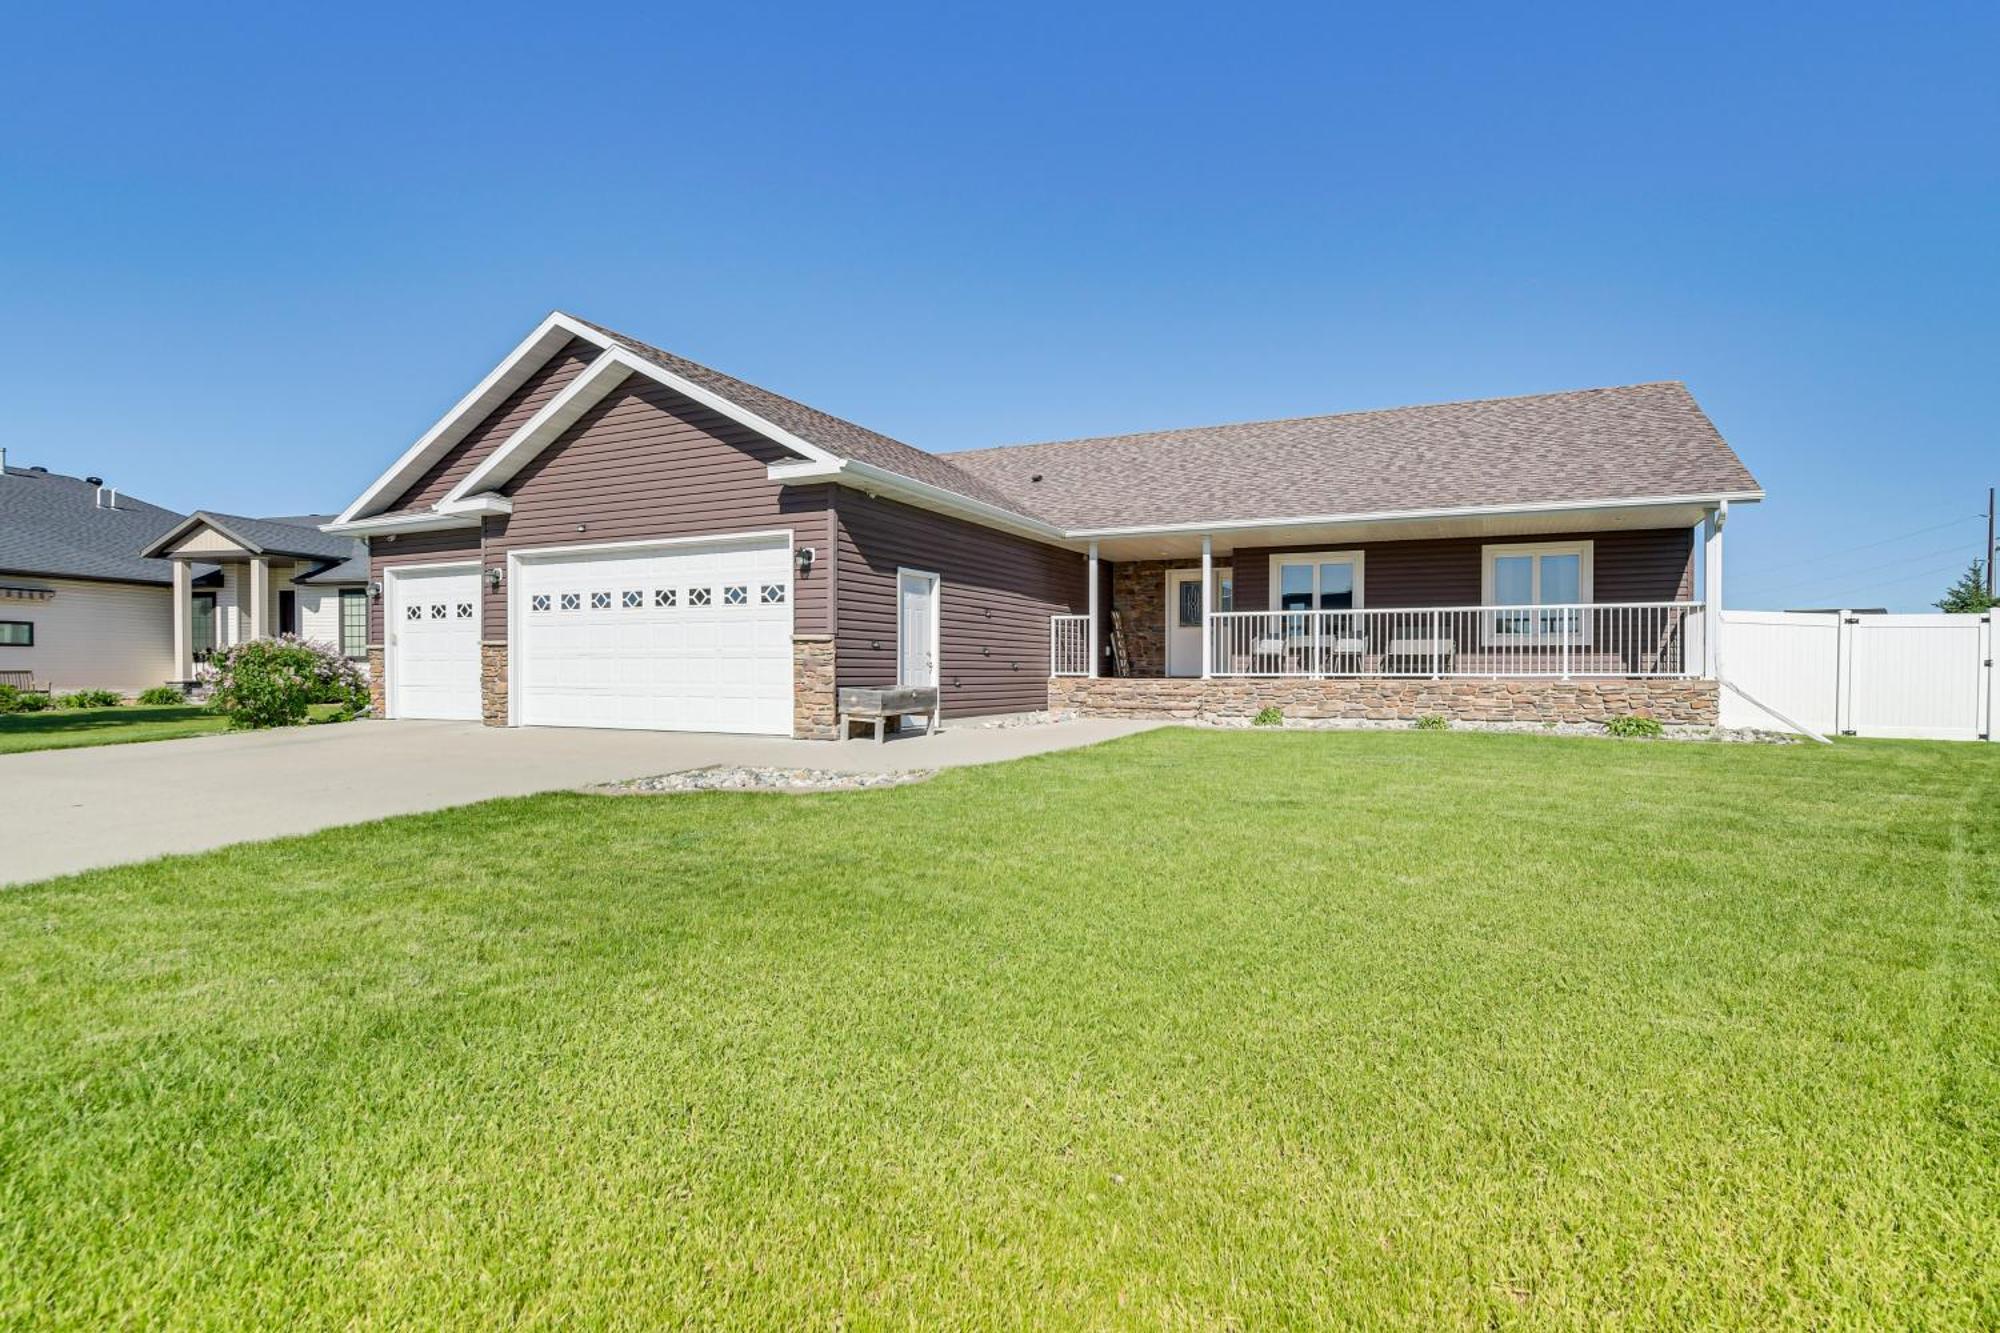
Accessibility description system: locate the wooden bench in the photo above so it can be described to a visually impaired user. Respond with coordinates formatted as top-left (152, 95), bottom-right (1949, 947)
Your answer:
top-left (838, 685), bottom-right (940, 743)
top-left (0, 670), bottom-right (48, 694)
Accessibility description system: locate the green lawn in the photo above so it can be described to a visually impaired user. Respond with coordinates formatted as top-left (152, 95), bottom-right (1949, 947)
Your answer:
top-left (0, 703), bottom-right (228, 753)
top-left (2, 731), bottom-right (1995, 1328)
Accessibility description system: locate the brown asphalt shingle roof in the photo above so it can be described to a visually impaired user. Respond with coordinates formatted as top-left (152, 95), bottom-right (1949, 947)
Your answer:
top-left (571, 317), bottom-right (1758, 532)
top-left (943, 382), bottom-right (1761, 530)
top-left (573, 318), bottom-right (1025, 514)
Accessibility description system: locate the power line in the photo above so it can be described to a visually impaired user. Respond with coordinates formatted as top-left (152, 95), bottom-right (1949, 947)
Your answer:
top-left (1749, 511), bottom-right (1985, 579)
top-left (1746, 540), bottom-right (1978, 602)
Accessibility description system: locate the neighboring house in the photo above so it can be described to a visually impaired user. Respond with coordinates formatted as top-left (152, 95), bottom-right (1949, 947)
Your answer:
top-left (327, 311), bottom-right (1762, 737)
top-left (0, 457), bottom-right (367, 693)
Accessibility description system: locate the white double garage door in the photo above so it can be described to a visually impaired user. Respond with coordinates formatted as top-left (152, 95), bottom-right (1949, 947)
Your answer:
top-left (387, 536), bottom-right (793, 734)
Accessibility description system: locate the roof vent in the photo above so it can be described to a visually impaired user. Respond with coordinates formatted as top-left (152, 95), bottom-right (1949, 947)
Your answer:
top-left (85, 475), bottom-right (103, 486)
top-left (28, 465), bottom-right (46, 473)
top-left (1030, 473), bottom-right (1044, 483)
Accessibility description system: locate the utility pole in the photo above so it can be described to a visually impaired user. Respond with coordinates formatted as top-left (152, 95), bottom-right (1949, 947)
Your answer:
top-left (1988, 486), bottom-right (1995, 598)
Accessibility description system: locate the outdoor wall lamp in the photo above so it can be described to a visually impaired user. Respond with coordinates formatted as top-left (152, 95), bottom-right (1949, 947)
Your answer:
top-left (796, 546), bottom-right (816, 575)
top-left (485, 566), bottom-right (504, 593)
top-left (367, 580), bottom-right (382, 601)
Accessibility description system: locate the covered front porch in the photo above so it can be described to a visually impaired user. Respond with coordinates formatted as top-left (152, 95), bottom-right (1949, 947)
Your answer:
top-left (1047, 498), bottom-right (1729, 721)
top-left (142, 512), bottom-right (370, 684)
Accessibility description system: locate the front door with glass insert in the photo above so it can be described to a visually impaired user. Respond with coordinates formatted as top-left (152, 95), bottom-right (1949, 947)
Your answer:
top-left (1165, 567), bottom-right (1231, 677)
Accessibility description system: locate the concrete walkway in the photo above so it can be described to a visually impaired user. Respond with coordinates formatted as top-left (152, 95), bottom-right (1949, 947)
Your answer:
top-left (0, 717), bottom-right (1161, 886)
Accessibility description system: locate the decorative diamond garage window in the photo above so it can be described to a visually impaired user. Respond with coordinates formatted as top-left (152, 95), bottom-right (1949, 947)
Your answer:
top-left (760, 583), bottom-right (786, 605)
top-left (689, 587), bottom-right (711, 606)
top-left (405, 605), bottom-right (421, 621)
top-left (654, 589), bottom-right (676, 608)
top-left (622, 590), bottom-right (642, 609)
top-left (457, 603), bottom-right (473, 619)
top-left (560, 592), bottom-right (581, 611)
top-left (723, 585), bottom-right (747, 606)
top-left (431, 604), bottom-right (446, 619)
top-left (531, 594), bottom-right (551, 612)
top-left (590, 592), bottom-right (611, 610)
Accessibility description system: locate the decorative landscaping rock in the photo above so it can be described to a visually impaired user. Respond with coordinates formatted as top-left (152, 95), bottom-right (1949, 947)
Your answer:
top-left (1195, 715), bottom-right (1796, 743)
top-left (592, 765), bottom-right (935, 795)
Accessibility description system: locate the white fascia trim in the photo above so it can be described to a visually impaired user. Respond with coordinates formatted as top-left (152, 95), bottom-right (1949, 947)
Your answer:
top-left (319, 510), bottom-right (482, 537)
top-left (1065, 490), bottom-right (1767, 539)
top-left (767, 457), bottom-right (1071, 544)
top-left (444, 345), bottom-right (851, 506)
top-left (335, 312), bottom-right (614, 524)
top-left (436, 493), bottom-right (513, 516)
top-left (445, 350), bottom-right (633, 501)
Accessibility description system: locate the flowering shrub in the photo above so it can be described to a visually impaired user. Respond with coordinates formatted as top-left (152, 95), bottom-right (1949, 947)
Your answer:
top-left (205, 636), bottom-right (367, 729)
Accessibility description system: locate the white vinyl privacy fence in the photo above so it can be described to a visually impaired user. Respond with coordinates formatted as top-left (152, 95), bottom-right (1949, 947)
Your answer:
top-left (1721, 610), bottom-right (1996, 741)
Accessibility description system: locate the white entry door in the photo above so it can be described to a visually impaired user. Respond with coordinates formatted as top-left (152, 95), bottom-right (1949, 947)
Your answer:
top-left (898, 569), bottom-right (939, 689)
top-left (1165, 567), bottom-right (1231, 677)
top-left (388, 565), bottom-right (481, 720)
top-left (515, 537), bottom-right (793, 734)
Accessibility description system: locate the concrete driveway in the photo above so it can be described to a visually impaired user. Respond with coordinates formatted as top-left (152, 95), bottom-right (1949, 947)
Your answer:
top-left (1, 717), bottom-right (1160, 886)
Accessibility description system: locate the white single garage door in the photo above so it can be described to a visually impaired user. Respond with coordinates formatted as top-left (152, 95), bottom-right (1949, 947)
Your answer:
top-left (388, 565), bottom-right (482, 720)
top-left (515, 537), bottom-right (793, 734)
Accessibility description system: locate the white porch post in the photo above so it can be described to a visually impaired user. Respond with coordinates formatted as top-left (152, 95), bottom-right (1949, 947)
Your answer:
top-left (1086, 541), bottom-right (1100, 679)
top-left (1200, 535), bottom-right (1213, 679)
top-left (248, 556), bottom-right (270, 641)
top-left (171, 559), bottom-right (193, 680)
top-left (1702, 501), bottom-right (1727, 678)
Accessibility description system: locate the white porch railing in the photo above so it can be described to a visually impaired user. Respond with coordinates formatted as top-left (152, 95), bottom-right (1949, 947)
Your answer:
top-left (1051, 613), bottom-right (1092, 676)
top-left (1207, 602), bottom-right (1706, 678)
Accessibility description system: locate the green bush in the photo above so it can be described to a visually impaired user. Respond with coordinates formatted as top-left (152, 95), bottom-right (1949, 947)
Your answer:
top-left (4, 690), bottom-right (51, 713)
top-left (55, 689), bottom-right (123, 710)
top-left (136, 685), bottom-right (186, 705)
top-left (0, 683), bottom-right (20, 713)
top-left (1415, 714), bottom-right (1450, 731)
top-left (1605, 715), bottom-right (1664, 739)
top-left (1251, 705), bottom-right (1284, 727)
top-left (206, 636), bottom-right (368, 729)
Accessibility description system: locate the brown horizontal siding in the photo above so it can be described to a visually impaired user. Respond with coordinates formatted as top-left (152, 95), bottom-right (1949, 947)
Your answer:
top-left (366, 529), bottom-right (483, 642)
top-left (834, 492), bottom-right (1086, 717)
top-left (383, 337), bottom-right (598, 514)
top-left (1231, 527), bottom-right (1694, 610)
top-left (478, 376), bottom-right (831, 637)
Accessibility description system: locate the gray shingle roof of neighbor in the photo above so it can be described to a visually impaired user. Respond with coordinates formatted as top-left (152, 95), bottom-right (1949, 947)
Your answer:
top-left (571, 317), bottom-right (1029, 515)
top-left (942, 382), bottom-right (1763, 530)
top-left (0, 468), bottom-right (367, 586)
top-left (0, 465), bottom-right (194, 584)
top-left (181, 511), bottom-right (362, 564)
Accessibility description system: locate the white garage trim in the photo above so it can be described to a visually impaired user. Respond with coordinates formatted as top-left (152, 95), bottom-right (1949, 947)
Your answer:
top-left (383, 561), bottom-right (481, 720)
top-left (505, 530), bottom-right (795, 731)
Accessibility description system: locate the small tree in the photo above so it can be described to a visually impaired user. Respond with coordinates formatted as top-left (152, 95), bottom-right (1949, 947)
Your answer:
top-left (1934, 560), bottom-right (1997, 614)
top-left (206, 635), bottom-right (368, 729)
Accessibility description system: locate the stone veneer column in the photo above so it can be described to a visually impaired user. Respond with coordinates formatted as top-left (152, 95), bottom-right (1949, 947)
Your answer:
top-left (366, 646), bottom-right (385, 716)
top-left (793, 635), bottom-right (837, 739)
top-left (481, 643), bottom-right (508, 727)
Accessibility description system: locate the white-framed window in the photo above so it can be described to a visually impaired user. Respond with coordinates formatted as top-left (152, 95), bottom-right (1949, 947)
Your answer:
top-left (1267, 551), bottom-right (1364, 612)
top-left (1481, 541), bottom-right (1593, 643)
top-left (338, 588), bottom-right (368, 658)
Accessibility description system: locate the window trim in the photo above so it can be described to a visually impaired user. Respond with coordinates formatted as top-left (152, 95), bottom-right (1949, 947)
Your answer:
top-left (337, 587), bottom-right (368, 659)
top-left (0, 619), bottom-right (32, 647)
top-left (1265, 550), bottom-right (1366, 611)
top-left (1480, 540), bottom-right (1595, 646)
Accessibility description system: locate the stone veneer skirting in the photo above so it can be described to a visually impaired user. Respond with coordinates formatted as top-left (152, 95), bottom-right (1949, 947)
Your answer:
top-left (793, 635), bottom-right (837, 740)
top-left (481, 642), bottom-right (508, 726)
top-left (366, 646), bottom-right (385, 716)
top-left (1051, 675), bottom-right (1718, 725)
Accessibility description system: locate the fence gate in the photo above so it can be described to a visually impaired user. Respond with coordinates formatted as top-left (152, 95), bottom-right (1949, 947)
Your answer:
top-left (1720, 610), bottom-right (1995, 741)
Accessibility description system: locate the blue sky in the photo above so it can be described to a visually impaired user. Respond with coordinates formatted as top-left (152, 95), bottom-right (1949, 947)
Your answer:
top-left (2, 3), bottom-right (1993, 609)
